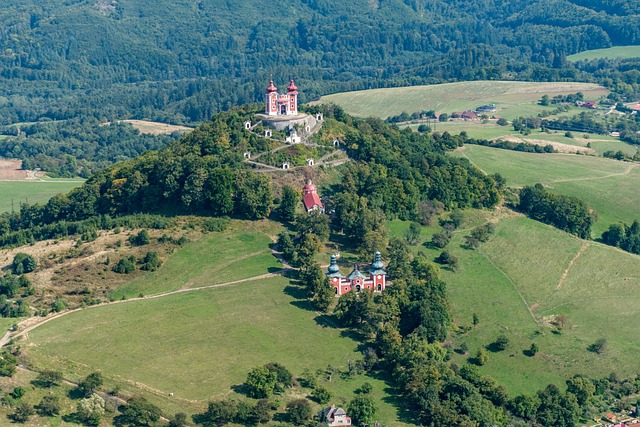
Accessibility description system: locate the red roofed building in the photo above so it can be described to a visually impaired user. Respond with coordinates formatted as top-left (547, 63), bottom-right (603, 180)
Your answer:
top-left (302, 180), bottom-right (324, 213)
top-left (327, 252), bottom-right (388, 296)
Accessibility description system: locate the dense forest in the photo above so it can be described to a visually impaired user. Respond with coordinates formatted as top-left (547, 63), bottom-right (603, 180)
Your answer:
top-left (0, 0), bottom-right (638, 125)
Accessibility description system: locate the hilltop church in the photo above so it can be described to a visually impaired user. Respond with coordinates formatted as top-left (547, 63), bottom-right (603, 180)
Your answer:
top-left (265, 79), bottom-right (298, 116)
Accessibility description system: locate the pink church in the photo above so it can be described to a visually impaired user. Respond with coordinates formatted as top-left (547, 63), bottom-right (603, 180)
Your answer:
top-left (326, 252), bottom-right (388, 296)
top-left (265, 79), bottom-right (298, 116)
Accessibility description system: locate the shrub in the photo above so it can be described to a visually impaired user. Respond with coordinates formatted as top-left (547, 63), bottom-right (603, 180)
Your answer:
top-left (129, 229), bottom-right (150, 246)
top-left (11, 253), bottom-right (37, 274)
top-left (141, 252), bottom-right (162, 271)
top-left (113, 258), bottom-right (135, 274)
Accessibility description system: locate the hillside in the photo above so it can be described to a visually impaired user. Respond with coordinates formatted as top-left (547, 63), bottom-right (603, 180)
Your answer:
top-left (0, 0), bottom-right (638, 124)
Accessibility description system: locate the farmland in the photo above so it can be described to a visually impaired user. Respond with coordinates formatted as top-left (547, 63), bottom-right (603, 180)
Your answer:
top-left (0, 180), bottom-right (83, 214)
top-left (568, 45), bottom-right (640, 61)
top-left (453, 145), bottom-right (640, 235)
top-left (319, 81), bottom-right (608, 120)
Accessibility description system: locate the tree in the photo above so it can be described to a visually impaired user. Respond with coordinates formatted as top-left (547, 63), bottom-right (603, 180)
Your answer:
top-left (286, 399), bottom-right (312, 425)
top-left (280, 186), bottom-right (299, 222)
top-left (529, 343), bottom-right (539, 356)
top-left (348, 395), bottom-right (377, 426)
top-left (0, 352), bottom-right (18, 377)
top-left (404, 222), bottom-right (421, 245)
top-left (33, 370), bottom-right (63, 388)
top-left (588, 338), bottom-right (607, 354)
top-left (77, 372), bottom-right (103, 397)
top-left (129, 229), bottom-right (150, 246)
top-left (277, 232), bottom-right (295, 261)
top-left (540, 94), bottom-right (550, 106)
top-left (566, 375), bottom-right (595, 405)
top-left (265, 362), bottom-right (293, 389)
top-left (37, 395), bottom-right (61, 416)
top-left (168, 413), bottom-right (188, 427)
top-left (11, 402), bottom-right (35, 423)
top-left (141, 252), bottom-right (162, 271)
top-left (475, 348), bottom-right (488, 365)
top-left (312, 385), bottom-right (332, 404)
top-left (314, 278), bottom-right (334, 312)
top-left (77, 394), bottom-right (105, 426)
top-left (11, 253), bottom-right (37, 274)
top-left (253, 399), bottom-right (272, 424)
top-left (431, 232), bottom-right (450, 248)
top-left (113, 257), bottom-right (136, 274)
top-left (116, 396), bottom-right (162, 426)
top-left (245, 366), bottom-right (277, 398)
top-left (493, 334), bottom-right (509, 351)
top-left (472, 313), bottom-right (479, 328)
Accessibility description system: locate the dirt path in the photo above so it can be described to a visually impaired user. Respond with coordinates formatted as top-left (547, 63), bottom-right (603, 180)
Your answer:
top-left (0, 267), bottom-right (290, 348)
top-left (555, 242), bottom-right (589, 290)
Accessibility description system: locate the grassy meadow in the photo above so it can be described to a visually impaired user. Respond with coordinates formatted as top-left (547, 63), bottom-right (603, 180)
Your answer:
top-left (568, 45), bottom-right (640, 61)
top-left (22, 220), bottom-right (411, 426)
top-left (319, 81), bottom-right (608, 120)
top-left (390, 213), bottom-right (640, 395)
top-left (453, 145), bottom-right (640, 235)
top-left (0, 180), bottom-right (83, 213)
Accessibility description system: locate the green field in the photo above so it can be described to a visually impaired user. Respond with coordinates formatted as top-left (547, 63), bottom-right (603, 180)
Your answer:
top-left (390, 213), bottom-right (640, 395)
top-left (23, 222), bottom-right (410, 425)
top-left (454, 145), bottom-right (640, 235)
top-left (111, 221), bottom-right (284, 299)
top-left (0, 180), bottom-right (83, 213)
top-left (319, 81), bottom-right (608, 120)
top-left (568, 45), bottom-right (640, 61)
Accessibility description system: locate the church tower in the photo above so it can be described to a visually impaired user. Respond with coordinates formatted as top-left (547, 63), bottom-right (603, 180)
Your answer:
top-left (265, 79), bottom-right (278, 116)
top-left (287, 79), bottom-right (298, 115)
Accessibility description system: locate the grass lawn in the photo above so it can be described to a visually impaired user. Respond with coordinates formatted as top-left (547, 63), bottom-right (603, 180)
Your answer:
top-left (394, 214), bottom-right (640, 395)
top-left (25, 275), bottom-right (410, 425)
top-left (453, 145), bottom-right (640, 235)
top-left (0, 180), bottom-right (82, 213)
top-left (319, 81), bottom-right (608, 120)
top-left (568, 45), bottom-right (640, 61)
top-left (110, 220), bottom-right (284, 299)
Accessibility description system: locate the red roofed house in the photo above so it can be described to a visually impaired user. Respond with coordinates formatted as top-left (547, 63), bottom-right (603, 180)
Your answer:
top-left (320, 406), bottom-right (352, 426)
top-left (302, 180), bottom-right (324, 213)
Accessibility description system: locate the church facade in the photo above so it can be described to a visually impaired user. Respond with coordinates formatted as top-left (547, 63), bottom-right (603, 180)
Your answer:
top-left (265, 79), bottom-right (298, 116)
top-left (326, 252), bottom-right (388, 296)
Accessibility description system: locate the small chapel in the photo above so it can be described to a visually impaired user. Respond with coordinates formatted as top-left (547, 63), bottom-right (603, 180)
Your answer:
top-left (265, 79), bottom-right (298, 116)
top-left (302, 180), bottom-right (324, 213)
top-left (326, 252), bottom-right (388, 296)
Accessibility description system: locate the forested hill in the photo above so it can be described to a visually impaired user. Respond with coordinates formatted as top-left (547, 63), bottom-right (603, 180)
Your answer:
top-left (0, 104), bottom-right (498, 246)
top-left (0, 0), bottom-right (638, 124)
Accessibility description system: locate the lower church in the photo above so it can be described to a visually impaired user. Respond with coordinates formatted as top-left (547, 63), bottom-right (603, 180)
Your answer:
top-left (326, 251), bottom-right (388, 296)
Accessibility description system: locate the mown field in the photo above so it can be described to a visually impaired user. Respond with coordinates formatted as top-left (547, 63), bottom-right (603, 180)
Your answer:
top-left (0, 180), bottom-right (83, 213)
top-left (390, 213), bottom-right (640, 395)
top-left (22, 221), bottom-right (410, 426)
top-left (453, 145), bottom-right (640, 235)
top-left (568, 45), bottom-right (640, 61)
top-left (319, 81), bottom-right (608, 120)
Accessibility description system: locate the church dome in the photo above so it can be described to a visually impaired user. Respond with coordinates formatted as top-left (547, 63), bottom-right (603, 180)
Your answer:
top-left (287, 79), bottom-right (298, 93)
top-left (303, 180), bottom-right (316, 193)
top-left (371, 251), bottom-right (384, 270)
top-left (328, 255), bottom-right (340, 274)
top-left (266, 79), bottom-right (277, 93)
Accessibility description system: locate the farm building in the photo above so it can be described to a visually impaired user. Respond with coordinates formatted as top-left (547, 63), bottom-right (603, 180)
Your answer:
top-left (265, 79), bottom-right (298, 116)
top-left (302, 180), bottom-right (324, 213)
top-left (326, 252), bottom-right (388, 296)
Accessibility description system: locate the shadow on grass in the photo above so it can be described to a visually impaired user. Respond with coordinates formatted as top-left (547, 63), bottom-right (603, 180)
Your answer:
top-left (367, 371), bottom-right (419, 426)
top-left (485, 342), bottom-right (506, 353)
top-left (522, 349), bottom-right (536, 357)
top-left (61, 413), bottom-right (82, 424)
top-left (230, 383), bottom-right (250, 396)
top-left (314, 313), bottom-right (340, 328)
top-left (67, 387), bottom-right (86, 400)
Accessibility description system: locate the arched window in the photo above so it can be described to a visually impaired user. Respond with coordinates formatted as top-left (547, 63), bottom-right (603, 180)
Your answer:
top-left (377, 284), bottom-right (382, 291)
top-left (334, 287), bottom-right (338, 294)
top-left (356, 285), bottom-right (361, 292)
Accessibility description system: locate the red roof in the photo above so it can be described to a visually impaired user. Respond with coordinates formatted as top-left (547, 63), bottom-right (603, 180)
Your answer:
top-left (287, 79), bottom-right (298, 94)
top-left (302, 180), bottom-right (323, 211)
top-left (266, 79), bottom-right (277, 93)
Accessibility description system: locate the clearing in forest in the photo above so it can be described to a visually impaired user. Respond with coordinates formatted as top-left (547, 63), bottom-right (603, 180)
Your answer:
top-left (319, 81), bottom-right (608, 120)
top-left (567, 45), bottom-right (640, 61)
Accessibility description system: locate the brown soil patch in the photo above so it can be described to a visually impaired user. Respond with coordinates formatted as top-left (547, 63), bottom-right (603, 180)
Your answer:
top-left (120, 120), bottom-right (194, 135)
top-left (500, 135), bottom-right (596, 154)
top-left (0, 159), bottom-right (28, 180)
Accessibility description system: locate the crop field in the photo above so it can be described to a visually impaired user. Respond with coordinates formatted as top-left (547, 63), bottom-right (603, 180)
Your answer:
top-left (0, 180), bottom-right (82, 213)
top-left (119, 119), bottom-right (194, 135)
top-left (454, 145), bottom-right (640, 235)
top-left (568, 45), bottom-right (640, 61)
top-left (319, 81), bottom-right (608, 120)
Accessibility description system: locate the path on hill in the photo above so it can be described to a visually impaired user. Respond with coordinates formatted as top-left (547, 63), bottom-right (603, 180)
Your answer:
top-left (0, 268), bottom-right (292, 349)
top-left (555, 242), bottom-right (590, 290)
